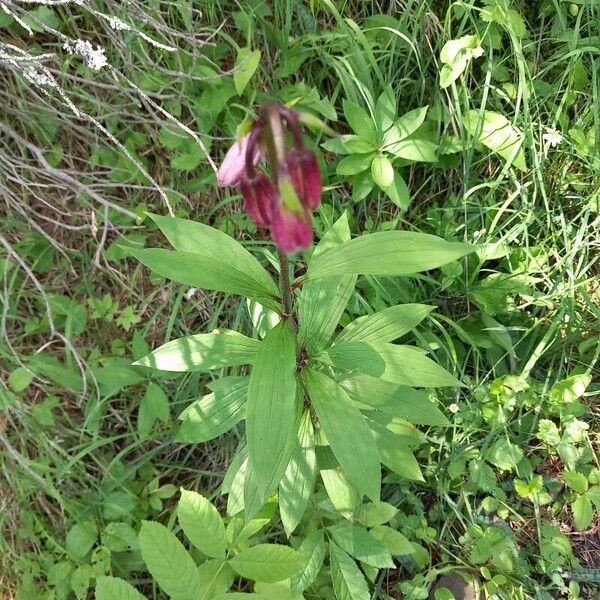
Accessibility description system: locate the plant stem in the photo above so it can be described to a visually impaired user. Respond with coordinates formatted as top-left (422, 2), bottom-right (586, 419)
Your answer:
top-left (278, 250), bottom-right (293, 319)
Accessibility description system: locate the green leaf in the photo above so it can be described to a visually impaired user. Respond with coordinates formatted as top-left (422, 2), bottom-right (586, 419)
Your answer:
top-left (291, 530), bottom-right (326, 592)
top-left (371, 155), bottom-right (394, 189)
top-left (95, 576), bottom-right (147, 600)
top-left (463, 110), bottom-right (527, 171)
top-left (135, 330), bottom-right (259, 372)
top-left (486, 438), bottom-right (524, 472)
top-left (246, 322), bottom-right (299, 500)
top-left (392, 106), bottom-right (429, 140)
top-left (147, 214), bottom-right (279, 308)
top-left (304, 370), bottom-right (380, 501)
top-left (572, 495), bottom-right (594, 531)
top-left (386, 138), bottom-right (437, 162)
top-left (383, 172), bottom-right (411, 211)
top-left (337, 304), bottom-right (434, 344)
top-left (374, 88), bottom-right (397, 132)
top-left (323, 342), bottom-right (462, 388)
top-left (138, 382), bottom-right (169, 438)
top-left (305, 231), bottom-right (473, 281)
top-left (279, 412), bottom-right (317, 536)
top-left (138, 521), bottom-right (202, 599)
top-left (340, 374), bottom-right (451, 426)
top-left (177, 490), bottom-right (226, 558)
top-left (329, 542), bottom-right (370, 600)
top-left (342, 100), bottom-right (377, 142)
top-left (563, 471), bottom-right (589, 494)
top-left (8, 367), bottom-right (33, 393)
top-left (329, 522), bottom-right (393, 568)
top-left (439, 36), bottom-right (483, 88)
top-left (299, 213), bottom-right (356, 354)
top-left (229, 544), bottom-right (304, 582)
top-left (126, 247), bottom-right (280, 311)
top-left (355, 502), bottom-right (398, 528)
top-left (320, 464), bottom-right (361, 515)
top-left (198, 559), bottom-right (234, 599)
top-left (336, 153), bottom-right (374, 176)
top-left (177, 377), bottom-right (248, 443)
top-left (66, 521), bottom-right (97, 561)
top-left (234, 48), bottom-right (261, 95)
top-left (367, 420), bottom-right (424, 481)
top-left (369, 525), bottom-right (414, 556)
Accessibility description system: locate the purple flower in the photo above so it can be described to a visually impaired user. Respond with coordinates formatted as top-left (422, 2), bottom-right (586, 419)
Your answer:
top-left (285, 148), bottom-right (322, 211)
top-left (240, 173), bottom-right (276, 228)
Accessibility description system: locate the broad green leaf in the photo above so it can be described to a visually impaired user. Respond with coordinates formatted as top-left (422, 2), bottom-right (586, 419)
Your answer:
top-left (138, 382), bottom-right (169, 438)
top-left (177, 377), bottom-right (248, 443)
top-left (299, 213), bottom-right (356, 354)
top-left (383, 172), bottom-right (411, 211)
top-left (304, 370), bottom-right (380, 501)
top-left (255, 580), bottom-right (303, 600)
top-left (336, 304), bottom-right (434, 344)
top-left (329, 542), bottom-right (369, 600)
top-left (563, 471), bottom-right (588, 494)
top-left (336, 153), bottom-right (374, 176)
top-left (66, 521), bottom-right (97, 560)
top-left (198, 559), bottom-right (234, 599)
top-left (147, 214), bottom-right (279, 308)
top-left (342, 100), bottom-right (377, 142)
top-left (329, 522), bottom-right (394, 568)
top-left (177, 490), bottom-right (226, 558)
top-left (323, 342), bottom-right (462, 387)
top-left (340, 374), bottom-right (451, 426)
top-left (291, 530), bottom-right (326, 592)
top-left (393, 106), bottom-right (429, 140)
top-left (355, 502), bottom-right (398, 528)
top-left (279, 412), bottom-right (317, 536)
top-left (374, 88), bottom-right (397, 132)
top-left (226, 455), bottom-right (248, 516)
top-left (463, 110), bottom-right (527, 171)
top-left (369, 525), bottom-right (414, 556)
top-left (367, 421), bottom-right (424, 481)
top-left (246, 322), bottom-right (299, 500)
top-left (229, 544), bottom-right (304, 582)
top-left (368, 413), bottom-right (425, 444)
top-left (371, 155), bottom-right (394, 189)
top-left (305, 231), bottom-right (473, 281)
top-left (138, 521), bottom-right (202, 599)
top-left (126, 247), bottom-right (280, 311)
top-left (95, 576), bottom-right (147, 600)
top-left (320, 464), bottom-right (361, 515)
top-left (386, 138), bottom-right (437, 162)
top-left (572, 495), bottom-right (594, 531)
top-left (439, 36), bottom-right (483, 88)
top-left (8, 367), bottom-right (33, 392)
top-left (135, 330), bottom-right (259, 372)
top-left (234, 48), bottom-right (261, 95)
top-left (486, 438), bottom-right (524, 472)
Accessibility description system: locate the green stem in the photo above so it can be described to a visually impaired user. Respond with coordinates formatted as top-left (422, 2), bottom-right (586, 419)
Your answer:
top-left (278, 250), bottom-right (293, 319)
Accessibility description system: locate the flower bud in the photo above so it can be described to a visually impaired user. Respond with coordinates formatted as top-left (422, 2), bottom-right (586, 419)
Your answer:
top-left (285, 148), bottom-right (322, 211)
top-left (271, 205), bottom-right (313, 255)
top-left (217, 132), bottom-right (260, 187)
top-left (240, 173), bottom-right (276, 227)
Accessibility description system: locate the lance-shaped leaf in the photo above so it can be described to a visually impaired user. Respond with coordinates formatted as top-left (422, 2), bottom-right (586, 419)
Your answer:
top-left (304, 370), bottom-right (380, 501)
top-left (299, 212), bottom-right (357, 354)
top-left (340, 373), bottom-right (450, 426)
top-left (177, 377), bottom-right (248, 443)
top-left (322, 341), bottom-right (462, 388)
top-left (95, 577), bottom-right (147, 600)
top-left (229, 544), bottom-right (304, 582)
top-left (246, 321), bottom-right (299, 500)
top-left (329, 542), bottom-right (369, 600)
top-left (329, 521), bottom-right (394, 568)
top-left (135, 330), bottom-right (259, 372)
top-left (336, 303), bottom-right (434, 344)
top-left (279, 411), bottom-right (317, 536)
top-left (305, 231), bottom-right (473, 281)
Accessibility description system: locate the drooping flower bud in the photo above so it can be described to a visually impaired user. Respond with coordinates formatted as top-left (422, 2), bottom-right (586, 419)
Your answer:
top-left (217, 132), bottom-right (260, 187)
top-left (285, 148), bottom-right (322, 211)
top-left (240, 173), bottom-right (276, 228)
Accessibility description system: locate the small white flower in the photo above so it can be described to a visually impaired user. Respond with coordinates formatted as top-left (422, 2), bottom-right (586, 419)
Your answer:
top-left (543, 128), bottom-right (562, 148)
top-left (448, 403), bottom-right (460, 414)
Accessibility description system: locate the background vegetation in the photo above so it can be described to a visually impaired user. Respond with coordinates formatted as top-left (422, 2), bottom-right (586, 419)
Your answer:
top-left (0, 0), bottom-right (598, 598)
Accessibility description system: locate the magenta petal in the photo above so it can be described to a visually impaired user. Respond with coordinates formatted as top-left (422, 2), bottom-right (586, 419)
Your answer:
top-left (286, 148), bottom-right (322, 211)
top-left (217, 133), bottom-right (261, 187)
top-left (271, 206), bottom-right (313, 254)
top-left (241, 173), bottom-right (276, 227)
